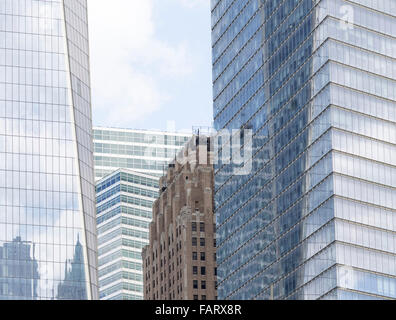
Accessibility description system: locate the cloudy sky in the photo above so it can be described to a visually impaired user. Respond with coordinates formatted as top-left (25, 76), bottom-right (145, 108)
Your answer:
top-left (87, 0), bottom-right (213, 133)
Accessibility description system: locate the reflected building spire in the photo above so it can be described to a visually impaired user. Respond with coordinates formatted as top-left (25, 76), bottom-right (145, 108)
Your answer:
top-left (57, 238), bottom-right (87, 300)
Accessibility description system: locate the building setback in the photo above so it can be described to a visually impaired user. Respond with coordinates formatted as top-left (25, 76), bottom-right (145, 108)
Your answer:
top-left (212, 0), bottom-right (396, 300)
top-left (0, 0), bottom-right (98, 299)
top-left (143, 136), bottom-right (217, 300)
top-left (96, 169), bottom-right (159, 300)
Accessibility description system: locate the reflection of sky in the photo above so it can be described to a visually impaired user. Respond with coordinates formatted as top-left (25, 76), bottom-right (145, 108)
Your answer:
top-left (0, 0), bottom-right (94, 299)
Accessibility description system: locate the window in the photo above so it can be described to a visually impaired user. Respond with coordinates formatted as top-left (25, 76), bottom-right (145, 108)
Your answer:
top-left (201, 267), bottom-right (206, 275)
top-left (193, 266), bottom-right (198, 275)
top-left (214, 268), bottom-right (217, 276)
top-left (202, 295), bottom-right (207, 300)
top-left (193, 280), bottom-right (198, 289)
top-left (193, 252), bottom-right (198, 260)
top-left (200, 252), bottom-right (206, 261)
top-left (192, 222), bottom-right (197, 232)
top-left (201, 281), bottom-right (206, 290)
top-left (200, 222), bottom-right (205, 232)
top-left (194, 295), bottom-right (198, 300)
top-left (200, 238), bottom-right (205, 247)
top-left (192, 237), bottom-right (197, 246)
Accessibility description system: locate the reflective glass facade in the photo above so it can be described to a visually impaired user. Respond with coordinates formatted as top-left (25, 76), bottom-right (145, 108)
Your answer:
top-left (96, 169), bottom-right (158, 300)
top-left (93, 128), bottom-right (191, 180)
top-left (0, 0), bottom-right (98, 299)
top-left (212, 0), bottom-right (396, 299)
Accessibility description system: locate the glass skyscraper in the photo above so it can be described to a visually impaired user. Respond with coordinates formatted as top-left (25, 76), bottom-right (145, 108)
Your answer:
top-left (212, 0), bottom-right (396, 299)
top-left (0, 0), bottom-right (98, 299)
top-left (93, 127), bottom-right (191, 180)
top-left (96, 169), bottom-right (158, 300)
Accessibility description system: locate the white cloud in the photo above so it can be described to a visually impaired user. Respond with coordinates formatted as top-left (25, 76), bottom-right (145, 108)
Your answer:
top-left (88, 0), bottom-right (194, 127)
top-left (174, 0), bottom-right (208, 8)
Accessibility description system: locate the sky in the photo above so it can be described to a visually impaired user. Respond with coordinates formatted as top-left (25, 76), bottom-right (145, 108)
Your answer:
top-left (87, 0), bottom-right (213, 133)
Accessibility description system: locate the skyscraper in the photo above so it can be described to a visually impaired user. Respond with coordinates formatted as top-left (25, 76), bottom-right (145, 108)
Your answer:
top-left (93, 128), bottom-right (191, 300)
top-left (143, 135), bottom-right (217, 301)
top-left (93, 127), bottom-right (191, 180)
top-left (0, 0), bottom-right (98, 299)
top-left (96, 169), bottom-right (159, 300)
top-left (212, 0), bottom-right (396, 300)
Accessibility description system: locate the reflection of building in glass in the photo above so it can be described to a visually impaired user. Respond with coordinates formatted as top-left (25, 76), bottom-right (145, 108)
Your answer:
top-left (212, 1), bottom-right (396, 300)
top-left (57, 237), bottom-right (87, 300)
top-left (93, 128), bottom-right (191, 180)
top-left (96, 169), bottom-right (159, 300)
top-left (0, 237), bottom-right (39, 300)
top-left (0, 0), bottom-right (98, 299)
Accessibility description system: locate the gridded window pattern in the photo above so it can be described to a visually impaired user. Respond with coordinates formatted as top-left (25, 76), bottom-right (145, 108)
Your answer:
top-left (98, 249), bottom-right (142, 267)
top-left (95, 143), bottom-right (183, 159)
top-left (0, 0), bottom-right (97, 300)
top-left (212, 0), bottom-right (396, 300)
top-left (96, 172), bottom-right (159, 194)
top-left (97, 206), bottom-right (152, 225)
top-left (94, 156), bottom-right (170, 176)
top-left (93, 128), bottom-right (191, 180)
top-left (96, 169), bottom-right (158, 300)
top-left (94, 129), bottom-right (190, 146)
top-left (96, 183), bottom-right (158, 204)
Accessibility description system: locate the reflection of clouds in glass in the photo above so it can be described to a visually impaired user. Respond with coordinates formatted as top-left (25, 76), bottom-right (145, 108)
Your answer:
top-left (0, 0), bottom-right (95, 300)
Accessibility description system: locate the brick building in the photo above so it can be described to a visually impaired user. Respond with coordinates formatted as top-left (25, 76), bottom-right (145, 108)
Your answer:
top-left (142, 136), bottom-right (217, 300)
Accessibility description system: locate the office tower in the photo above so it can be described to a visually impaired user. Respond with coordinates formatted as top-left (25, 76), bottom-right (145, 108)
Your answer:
top-left (212, 0), bottom-right (396, 300)
top-left (93, 127), bottom-right (191, 180)
top-left (93, 128), bottom-right (190, 300)
top-left (96, 169), bottom-right (159, 300)
top-left (142, 136), bottom-right (217, 300)
top-left (0, 0), bottom-right (98, 299)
